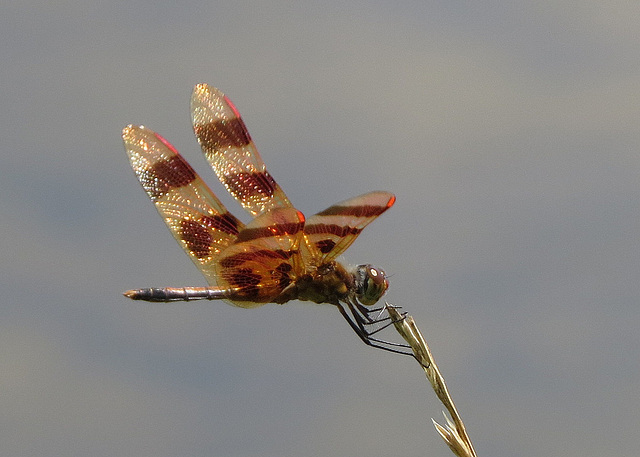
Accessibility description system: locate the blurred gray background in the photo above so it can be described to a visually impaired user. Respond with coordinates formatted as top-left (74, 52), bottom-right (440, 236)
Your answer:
top-left (2, 1), bottom-right (638, 456)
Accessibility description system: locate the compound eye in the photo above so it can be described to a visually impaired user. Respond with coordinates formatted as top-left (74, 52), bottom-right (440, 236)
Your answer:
top-left (358, 265), bottom-right (389, 306)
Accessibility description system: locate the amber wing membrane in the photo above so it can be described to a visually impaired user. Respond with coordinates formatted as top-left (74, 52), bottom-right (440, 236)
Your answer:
top-left (191, 84), bottom-right (292, 217)
top-left (214, 207), bottom-right (305, 307)
top-left (123, 125), bottom-right (244, 285)
top-left (302, 191), bottom-right (396, 264)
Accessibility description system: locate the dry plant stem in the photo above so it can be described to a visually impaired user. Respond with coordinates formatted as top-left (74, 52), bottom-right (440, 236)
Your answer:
top-left (386, 304), bottom-right (477, 457)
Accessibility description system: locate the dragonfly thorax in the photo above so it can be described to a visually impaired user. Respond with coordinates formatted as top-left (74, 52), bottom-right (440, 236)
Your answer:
top-left (281, 261), bottom-right (351, 305)
top-left (286, 262), bottom-right (389, 306)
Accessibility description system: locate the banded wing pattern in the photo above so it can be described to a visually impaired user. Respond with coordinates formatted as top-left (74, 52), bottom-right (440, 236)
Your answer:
top-left (123, 125), bottom-right (243, 286)
top-left (215, 208), bottom-right (305, 307)
top-left (191, 83), bottom-right (292, 216)
top-left (190, 83), bottom-right (394, 265)
top-left (302, 191), bottom-right (396, 265)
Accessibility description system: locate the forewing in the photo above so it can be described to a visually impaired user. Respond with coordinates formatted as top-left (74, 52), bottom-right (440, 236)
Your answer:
top-left (123, 125), bottom-right (244, 285)
top-left (215, 208), bottom-right (305, 307)
top-left (303, 191), bottom-right (395, 264)
top-left (191, 83), bottom-right (292, 216)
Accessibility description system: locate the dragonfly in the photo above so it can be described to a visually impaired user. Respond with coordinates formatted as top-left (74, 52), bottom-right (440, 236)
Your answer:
top-left (123, 83), bottom-right (404, 353)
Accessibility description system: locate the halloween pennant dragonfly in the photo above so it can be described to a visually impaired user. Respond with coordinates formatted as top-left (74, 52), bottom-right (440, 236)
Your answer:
top-left (123, 84), bottom-right (403, 353)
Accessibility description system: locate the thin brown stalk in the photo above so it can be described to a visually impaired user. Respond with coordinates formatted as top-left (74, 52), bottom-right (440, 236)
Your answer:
top-left (386, 304), bottom-right (477, 457)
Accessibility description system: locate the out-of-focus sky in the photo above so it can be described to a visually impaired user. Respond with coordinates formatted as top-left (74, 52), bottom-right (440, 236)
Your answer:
top-left (2, 1), bottom-right (638, 456)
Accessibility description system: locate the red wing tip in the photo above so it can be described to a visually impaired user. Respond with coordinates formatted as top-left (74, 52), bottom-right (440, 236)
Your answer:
top-left (387, 194), bottom-right (396, 208)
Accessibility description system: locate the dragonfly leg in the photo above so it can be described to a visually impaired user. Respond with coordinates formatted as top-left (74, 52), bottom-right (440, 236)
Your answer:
top-left (334, 301), bottom-right (412, 356)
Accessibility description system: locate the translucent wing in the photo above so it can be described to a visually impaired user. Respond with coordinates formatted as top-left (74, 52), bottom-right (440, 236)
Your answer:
top-left (302, 191), bottom-right (396, 264)
top-left (123, 125), bottom-right (244, 285)
top-left (215, 207), bottom-right (305, 308)
top-left (191, 84), bottom-right (292, 216)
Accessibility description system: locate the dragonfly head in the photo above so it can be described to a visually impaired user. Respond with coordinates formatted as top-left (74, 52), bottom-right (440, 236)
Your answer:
top-left (354, 264), bottom-right (389, 306)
